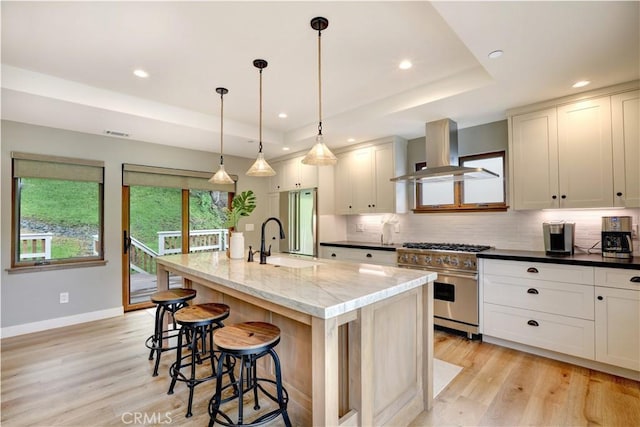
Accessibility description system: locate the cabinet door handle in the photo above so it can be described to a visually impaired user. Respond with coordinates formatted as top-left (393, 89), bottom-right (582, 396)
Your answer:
top-left (527, 267), bottom-right (539, 273)
top-left (527, 320), bottom-right (539, 327)
top-left (597, 296), bottom-right (604, 301)
top-left (631, 276), bottom-right (640, 283)
top-left (616, 192), bottom-right (623, 197)
top-left (527, 288), bottom-right (539, 295)
top-left (366, 253), bottom-right (372, 258)
top-left (552, 195), bottom-right (557, 200)
top-left (331, 253), bottom-right (336, 257)
top-left (561, 195), bottom-right (567, 199)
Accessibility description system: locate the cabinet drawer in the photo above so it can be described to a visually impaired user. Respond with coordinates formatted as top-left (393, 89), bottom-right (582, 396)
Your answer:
top-left (484, 275), bottom-right (594, 319)
top-left (320, 246), bottom-right (397, 266)
top-left (483, 259), bottom-right (594, 284)
top-left (595, 267), bottom-right (640, 291)
top-left (484, 303), bottom-right (595, 359)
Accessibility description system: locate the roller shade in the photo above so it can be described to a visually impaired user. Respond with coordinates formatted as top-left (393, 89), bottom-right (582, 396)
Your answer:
top-left (122, 164), bottom-right (237, 192)
top-left (12, 152), bottom-right (104, 183)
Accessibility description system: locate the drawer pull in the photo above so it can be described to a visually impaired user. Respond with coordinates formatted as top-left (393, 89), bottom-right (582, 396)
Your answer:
top-left (631, 276), bottom-right (640, 283)
top-left (366, 253), bottom-right (372, 258)
top-left (331, 253), bottom-right (336, 257)
top-left (527, 320), bottom-right (539, 327)
top-left (527, 288), bottom-right (539, 295)
top-left (527, 267), bottom-right (539, 273)
top-left (597, 296), bottom-right (604, 301)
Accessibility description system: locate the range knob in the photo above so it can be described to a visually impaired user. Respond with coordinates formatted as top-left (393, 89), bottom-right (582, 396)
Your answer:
top-left (399, 254), bottom-right (408, 263)
top-left (450, 257), bottom-right (459, 266)
top-left (411, 255), bottom-right (419, 263)
top-left (463, 259), bottom-right (476, 268)
top-left (443, 256), bottom-right (450, 264)
top-left (435, 257), bottom-right (443, 264)
top-left (424, 256), bottom-right (432, 264)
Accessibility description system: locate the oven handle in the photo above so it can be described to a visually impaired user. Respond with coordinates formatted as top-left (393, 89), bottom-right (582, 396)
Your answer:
top-left (433, 271), bottom-right (477, 280)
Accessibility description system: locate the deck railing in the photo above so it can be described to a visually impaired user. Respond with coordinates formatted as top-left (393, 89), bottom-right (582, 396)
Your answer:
top-left (157, 229), bottom-right (228, 255)
top-left (20, 233), bottom-right (53, 260)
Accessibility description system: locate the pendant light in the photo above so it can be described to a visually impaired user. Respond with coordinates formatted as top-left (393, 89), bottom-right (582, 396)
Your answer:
top-left (246, 59), bottom-right (276, 177)
top-left (209, 87), bottom-right (235, 184)
top-left (302, 16), bottom-right (337, 166)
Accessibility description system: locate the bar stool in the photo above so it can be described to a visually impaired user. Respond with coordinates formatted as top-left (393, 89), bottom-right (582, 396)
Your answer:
top-left (145, 288), bottom-right (197, 377)
top-left (208, 321), bottom-right (291, 427)
top-left (168, 303), bottom-right (231, 418)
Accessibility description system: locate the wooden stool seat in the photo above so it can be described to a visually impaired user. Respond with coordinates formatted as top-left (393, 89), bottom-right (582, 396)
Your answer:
top-left (175, 303), bottom-right (230, 327)
top-left (208, 322), bottom-right (291, 427)
top-left (168, 303), bottom-right (232, 418)
top-left (145, 288), bottom-right (197, 377)
top-left (151, 288), bottom-right (196, 305)
top-left (213, 321), bottom-right (280, 352)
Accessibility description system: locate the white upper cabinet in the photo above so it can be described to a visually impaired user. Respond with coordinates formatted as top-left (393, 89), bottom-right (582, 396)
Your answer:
top-left (511, 108), bottom-right (559, 209)
top-left (509, 83), bottom-right (638, 210)
top-left (334, 137), bottom-right (407, 215)
top-left (612, 90), bottom-right (639, 208)
top-left (556, 96), bottom-right (613, 208)
top-left (269, 155), bottom-right (319, 192)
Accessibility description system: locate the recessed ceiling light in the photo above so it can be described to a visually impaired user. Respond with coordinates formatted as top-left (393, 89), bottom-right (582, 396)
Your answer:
top-left (133, 69), bottom-right (149, 78)
top-left (347, 138), bottom-right (355, 143)
top-left (572, 80), bottom-right (590, 88)
top-left (282, 147), bottom-right (290, 151)
top-left (399, 60), bottom-right (412, 70)
top-left (278, 112), bottom-right (288, 118)
top-left (488, 50), bottom-right (503, 59)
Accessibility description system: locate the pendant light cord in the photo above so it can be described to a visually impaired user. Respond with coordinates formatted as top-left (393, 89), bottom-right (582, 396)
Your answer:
top-left (259, 67), bottom-right (263, 153)
top-left (219, 90), bottom-right (224, 165)
top-left (317, 28), bottom-right (323, 136)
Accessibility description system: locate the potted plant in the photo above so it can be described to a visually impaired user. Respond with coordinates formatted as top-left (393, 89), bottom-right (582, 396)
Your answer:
top-left (223, 190), bottom-right (256, 259)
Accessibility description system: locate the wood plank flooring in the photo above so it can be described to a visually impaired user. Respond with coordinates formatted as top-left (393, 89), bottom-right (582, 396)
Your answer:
top-left (1, 311), bottom-right (639, 426)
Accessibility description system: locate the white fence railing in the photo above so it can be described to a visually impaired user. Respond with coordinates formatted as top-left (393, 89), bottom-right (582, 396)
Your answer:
top-left (20, 233), bottom-right (53, 260)
top-left (157, 229), bottom-right (228, 255)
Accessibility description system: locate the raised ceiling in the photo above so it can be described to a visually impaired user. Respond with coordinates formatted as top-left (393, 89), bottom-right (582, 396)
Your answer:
top-left (2, 1), bottom-right (638, 159)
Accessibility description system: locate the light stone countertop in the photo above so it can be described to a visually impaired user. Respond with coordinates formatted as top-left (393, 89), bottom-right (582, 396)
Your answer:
top-left (156, 252), bottom-right (437, 319)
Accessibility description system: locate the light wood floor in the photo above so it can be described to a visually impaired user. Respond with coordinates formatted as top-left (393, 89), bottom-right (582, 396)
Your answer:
top-left (1, 310), bottom-right (639, 426)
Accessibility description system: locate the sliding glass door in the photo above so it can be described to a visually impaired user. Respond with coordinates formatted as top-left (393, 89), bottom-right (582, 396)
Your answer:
top-left (121, 165), bottom-right (235, 312)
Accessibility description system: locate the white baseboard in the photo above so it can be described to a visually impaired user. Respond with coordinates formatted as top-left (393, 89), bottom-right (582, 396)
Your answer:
top-left (1, 306), bottom-right (124, 339)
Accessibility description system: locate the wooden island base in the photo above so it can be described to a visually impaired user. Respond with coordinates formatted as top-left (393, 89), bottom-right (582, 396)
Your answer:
top-left (157, 256), bottom-right (434, 427)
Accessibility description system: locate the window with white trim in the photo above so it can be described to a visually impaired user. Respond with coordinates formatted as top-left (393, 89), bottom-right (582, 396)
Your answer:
top-left (11, 152), bottom-right (105, 270)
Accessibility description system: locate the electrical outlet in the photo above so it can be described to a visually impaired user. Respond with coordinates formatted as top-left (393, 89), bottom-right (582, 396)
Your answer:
top-left (356, 223), bottom-right (365, 232)
top-left (59, 292), bottom-right (69, 304)
top-left (245, 223), bottom-right (254, 232)
top-left (633, 224), bottom-right (639, 239)
top-left (394, 223), bottom-right (400, 233)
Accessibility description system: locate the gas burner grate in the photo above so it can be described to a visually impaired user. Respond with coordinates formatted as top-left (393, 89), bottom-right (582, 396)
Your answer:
top-left (401, 242), bottom-right (491, 253)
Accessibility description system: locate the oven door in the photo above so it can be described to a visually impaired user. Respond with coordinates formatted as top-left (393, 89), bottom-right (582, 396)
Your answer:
top-left (433, 271), bottom-right (478, 327)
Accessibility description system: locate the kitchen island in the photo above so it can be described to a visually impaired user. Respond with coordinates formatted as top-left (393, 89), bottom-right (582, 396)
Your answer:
top-left (156, 252), bottom-right (436, 427)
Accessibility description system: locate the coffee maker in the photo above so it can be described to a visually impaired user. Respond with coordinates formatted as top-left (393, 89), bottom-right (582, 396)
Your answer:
top-left (602, 216), bottom-right (633, 259)
top-left (543, 221), bottom-right (575, 256)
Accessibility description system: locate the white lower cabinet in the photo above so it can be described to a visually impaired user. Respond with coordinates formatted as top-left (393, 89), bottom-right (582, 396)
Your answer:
top-left (594, 268), bottom-right (640, 371)
top-left (483, 259), bottom-right (595, 359)
top-left (482, 259), bottom-right (640, 374)
top-left (319, 246), bottom-right (397, 266)
top-left (483, 303), bottom-right (595, 359)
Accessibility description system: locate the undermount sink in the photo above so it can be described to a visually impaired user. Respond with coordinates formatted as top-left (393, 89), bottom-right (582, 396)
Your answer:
top-left (265, 256), bottom-right (322, 269)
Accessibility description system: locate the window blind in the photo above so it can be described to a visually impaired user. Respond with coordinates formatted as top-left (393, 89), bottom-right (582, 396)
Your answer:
top-left (12, 152), bottom-right (104, 183)
top-left (122, 164), bottom-right (237, 192)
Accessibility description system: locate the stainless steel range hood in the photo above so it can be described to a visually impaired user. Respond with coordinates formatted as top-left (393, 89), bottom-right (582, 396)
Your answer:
top-left (391, 119), bottom-right (498, 182)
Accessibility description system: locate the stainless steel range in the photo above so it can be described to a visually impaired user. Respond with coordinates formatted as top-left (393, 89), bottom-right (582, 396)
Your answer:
top-left (397, 242), bottom-right (491, 338)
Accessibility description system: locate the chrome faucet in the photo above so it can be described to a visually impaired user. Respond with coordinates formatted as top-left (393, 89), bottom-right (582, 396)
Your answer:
top-left (260, 217), bottom-right (285, 264)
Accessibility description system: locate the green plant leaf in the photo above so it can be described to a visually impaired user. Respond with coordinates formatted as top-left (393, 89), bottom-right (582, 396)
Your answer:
top-left (224, 190), bottom-right (256, 229)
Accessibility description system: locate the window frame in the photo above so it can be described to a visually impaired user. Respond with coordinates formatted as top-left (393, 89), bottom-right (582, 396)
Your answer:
top-left (413, 150), bottom-right (508, 213)
top-left (9, 152), bottom-right (106, 273)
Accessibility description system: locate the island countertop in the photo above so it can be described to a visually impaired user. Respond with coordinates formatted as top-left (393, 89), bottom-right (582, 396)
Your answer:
top-left (156, 252), bottom-right (436, 319)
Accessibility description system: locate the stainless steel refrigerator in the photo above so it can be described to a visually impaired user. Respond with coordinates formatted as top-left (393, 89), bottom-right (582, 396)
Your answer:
top-left (279, 188), bottom-right (317, 257)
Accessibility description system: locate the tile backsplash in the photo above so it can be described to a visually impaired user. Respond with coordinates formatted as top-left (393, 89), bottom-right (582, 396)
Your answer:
top-left (345, 208), bottom-right (640, 254)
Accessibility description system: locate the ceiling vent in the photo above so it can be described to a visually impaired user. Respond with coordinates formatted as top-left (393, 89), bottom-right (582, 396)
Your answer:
top-left (105, 130), bottom-right (130, 138)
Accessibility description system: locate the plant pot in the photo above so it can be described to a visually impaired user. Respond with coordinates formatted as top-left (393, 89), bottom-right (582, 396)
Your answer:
top-left (229, 231), bottom-right (245, 259)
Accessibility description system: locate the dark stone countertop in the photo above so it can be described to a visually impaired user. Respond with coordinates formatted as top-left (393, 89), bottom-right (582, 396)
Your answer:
top-left (477, 249), bottom-right (640, 270)
top-left (319, 241), bottom-right (401, 252)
